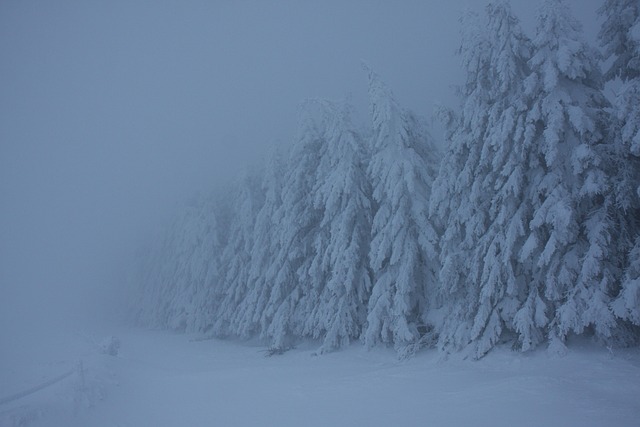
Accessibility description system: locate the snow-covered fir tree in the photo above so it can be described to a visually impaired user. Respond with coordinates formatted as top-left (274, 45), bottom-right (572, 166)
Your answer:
top-left (363, 67), bottom-right (440, 353)
top-left (234, 148), bottom-right (287, 338)
top-left (431, 0), bottom-right (625, 357)
top-left (521, 0), bottom-right (616, 352)
top-left (206, 171), bottom-right (265, 337)
top-left (261, 105), bottom-right (328, 349)
top-left (429, 9), bottom-right (495, 331)
top-left (301, 101), bottom-right (373, 353)
top-left (599, 0), bottom-right (640, 332)
top-left (431, 2), bottom-right (535, 358)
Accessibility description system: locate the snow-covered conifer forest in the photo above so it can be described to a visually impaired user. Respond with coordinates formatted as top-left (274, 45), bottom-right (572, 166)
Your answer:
top-left (4, 0), bottom-right (640, 425)
top-left (134, 0), bottom-right (640, 359)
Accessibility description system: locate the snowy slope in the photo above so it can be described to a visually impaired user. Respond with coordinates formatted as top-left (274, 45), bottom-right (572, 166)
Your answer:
top-left (3, 329), bottom-right (638, 427)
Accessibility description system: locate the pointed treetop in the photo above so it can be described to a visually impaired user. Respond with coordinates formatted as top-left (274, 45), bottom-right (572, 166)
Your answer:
top-left (362, 62), bottom-right (396, 111)
top-left (361, 64), bottom-right (407, 151)
top-left (530, 0), bottom-right (601, 92)
top-left (485, 1), bottom-right (531, 95)
top-left (534, 0), bottom-right (583, 47)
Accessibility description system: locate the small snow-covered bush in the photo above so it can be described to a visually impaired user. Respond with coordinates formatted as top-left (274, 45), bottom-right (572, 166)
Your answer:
top-left (99, 336), bottom-right (120, 356)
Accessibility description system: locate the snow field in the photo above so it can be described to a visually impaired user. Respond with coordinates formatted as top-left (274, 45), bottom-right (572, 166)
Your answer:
top-left (9, 329), bottom-right (635, 427)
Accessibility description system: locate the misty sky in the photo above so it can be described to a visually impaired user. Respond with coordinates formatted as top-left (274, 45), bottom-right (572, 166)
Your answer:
top-left (0, 0), bottom-right (601, 334)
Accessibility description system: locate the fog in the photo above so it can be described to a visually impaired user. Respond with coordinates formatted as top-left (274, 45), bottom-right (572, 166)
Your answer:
top-left (0, 0), bottom-right (600, 348)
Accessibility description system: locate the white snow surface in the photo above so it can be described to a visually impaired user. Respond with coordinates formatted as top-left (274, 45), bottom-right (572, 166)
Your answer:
top-left (1, 329), bottom-right (639, 427)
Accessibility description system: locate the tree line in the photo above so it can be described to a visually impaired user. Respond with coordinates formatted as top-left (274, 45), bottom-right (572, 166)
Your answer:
top-left (133, 0), bottom-right (640, 358)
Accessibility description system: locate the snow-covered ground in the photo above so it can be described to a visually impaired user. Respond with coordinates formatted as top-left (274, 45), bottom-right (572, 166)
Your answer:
top-left (2, 329), bottom-right (639, 427)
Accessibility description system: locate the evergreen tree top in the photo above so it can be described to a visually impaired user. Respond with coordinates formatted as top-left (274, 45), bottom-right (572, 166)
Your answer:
top-left (598, 0), bottom-right (640, 81)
